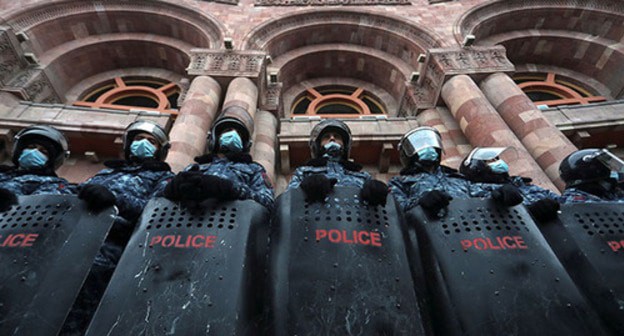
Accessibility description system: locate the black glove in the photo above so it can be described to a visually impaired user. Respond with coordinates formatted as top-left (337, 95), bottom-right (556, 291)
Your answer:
top-left (0, 188), bottom-right (18, 212)
top-left (527, 198), bottom-right (560, 223)
top-left (164, 171), bottom-right (209, 201)
top-left (300, 175), bottom-right (337, 203)
top-left (79, 184), bottom-right (116, 213)
top-left (361, 180), bottom-right (388, 206)
top-left (491, 184), bottom-right (523, 207)
top-left (201, 175), bottom-right (238, 202)
top-left (418, 190), bottom-right (452, 215)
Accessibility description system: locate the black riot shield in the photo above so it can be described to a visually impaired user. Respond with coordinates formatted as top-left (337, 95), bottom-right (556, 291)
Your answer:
top-left (406, 199), bottom-right (610, 336)
top-left (269, 187), bottom-right (427, 336)
top-left (539, 202), bottom-right (624, 335)
top-left (0, 195), bottom-right (115, 336)
top-left (86, 197), bottom-right (270, 336)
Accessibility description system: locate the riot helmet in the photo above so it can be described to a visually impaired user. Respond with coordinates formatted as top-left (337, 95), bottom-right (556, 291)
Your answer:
top-left (123, 120), bottom-right (170, 161)
top-left (207, 117), bottom-right (252, 153)
top-left (309, 119), bottom-right (352, 160)
top-left (398, 126), bottom-right (443, 167)
top-left (559, 148), bottom-right (623, 188)
top-left (460, 147), bottom-right (510, 183)
top-left (12, 125), bottom-right (70, 170)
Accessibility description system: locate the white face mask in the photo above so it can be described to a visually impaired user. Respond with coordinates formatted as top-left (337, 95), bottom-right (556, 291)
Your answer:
top-left (322, 142), bottom-right (342, 160)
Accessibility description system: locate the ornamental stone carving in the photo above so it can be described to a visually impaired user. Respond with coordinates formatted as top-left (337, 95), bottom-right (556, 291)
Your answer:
top-left (4, 69), bottom-right (61, 104)
top-left (400, 46), bottom-right (515, 115)
top-left (188, 49), bottom-right (267, 79)
top-left (0, 29), bottom-right (26, 86)
top-left (255, 0), bottom-right (409, 6)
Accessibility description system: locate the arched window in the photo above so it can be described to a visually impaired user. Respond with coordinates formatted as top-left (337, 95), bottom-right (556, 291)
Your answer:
top-left (74, 77), bottom-right (180, 115)
top-left (514, 73), bottom-right (605, 108)
top-left (291, 85), bottom-right (385, 118)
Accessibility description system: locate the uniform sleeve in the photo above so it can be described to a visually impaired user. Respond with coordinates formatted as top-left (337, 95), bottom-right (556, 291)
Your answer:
top-left (389, 177), bottom-right (412, 212)
top-left (246, 164), bottom-right (275, 211)
top-left (521, 185), bottom-right (560, 206)
top-left (287, 167), bottom-right (306, 190)
top-left (150, 171), bottom-right (175, 198)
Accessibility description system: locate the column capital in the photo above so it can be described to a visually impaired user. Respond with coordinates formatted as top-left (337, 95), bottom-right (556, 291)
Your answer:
top-left (403, 45), bottom-right (515, 115)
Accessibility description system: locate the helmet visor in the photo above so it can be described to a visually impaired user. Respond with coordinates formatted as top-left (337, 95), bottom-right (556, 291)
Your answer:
top-left (402, 130), bottom-right (442, 157)
top-left (592, 149), bottom-right (624, 174)
top-left (466, 147), bottom-right (509, 163)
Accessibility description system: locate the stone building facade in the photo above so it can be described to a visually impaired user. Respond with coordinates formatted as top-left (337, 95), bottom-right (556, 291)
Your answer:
top-left (1, 0), bottom-right (623, 193)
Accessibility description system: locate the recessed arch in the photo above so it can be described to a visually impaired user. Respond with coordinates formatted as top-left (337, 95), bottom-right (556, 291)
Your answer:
top-left (243, 9), bottom-right (443, 66)
top-left (456, 0), bottom-right (624, 99)
top-left (40, 35), bottom-right (191, 100)
top-left (2, 0), bottom-right (224, 49)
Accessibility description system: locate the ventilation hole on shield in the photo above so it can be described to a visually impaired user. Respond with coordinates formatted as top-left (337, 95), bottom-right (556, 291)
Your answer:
top-left (207, 223), bottom-right (213, 228)
top-left (218, 224), bottom-right (223, 229)
top-left (146, 225), bottom-right (152, 230)
top-left (444, 230), bottom-right (450, 235)
top-left (166, 224), bottom-right (172, 228)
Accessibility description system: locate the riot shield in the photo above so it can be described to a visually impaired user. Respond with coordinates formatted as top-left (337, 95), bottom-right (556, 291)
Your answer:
top-left (539, 202), bottom-right (624, 334)
top-left (406, 199), bottom-right (610, 336)
top-left (269, 187), bottom-right (428, 336)
top-left (0, 195), bottom-right (116, 336)
top-left (86, 197), bottom-right (270, 336)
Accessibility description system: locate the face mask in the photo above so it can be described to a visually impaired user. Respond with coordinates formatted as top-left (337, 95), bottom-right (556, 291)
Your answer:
top-left (130, 139), bottom-right (157, 159)
top-left (417, 147), bottom-right (439, 163)
top-left (488, 159), bottom-right (509, 174)
top-left (219, 130), bottom-right (243, 152)
top-left (18, 148), bottom-right (48, 170)
top-left (322, 141), bottom-right (343, 160)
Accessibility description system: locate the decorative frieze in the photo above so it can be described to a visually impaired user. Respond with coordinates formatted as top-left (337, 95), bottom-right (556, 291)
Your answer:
top-left (198, 0), bottom-right (238, 4)
top-left (187, 49), bottom-right (267, 79)
top-left (255, 0), bottom-right (409, 6)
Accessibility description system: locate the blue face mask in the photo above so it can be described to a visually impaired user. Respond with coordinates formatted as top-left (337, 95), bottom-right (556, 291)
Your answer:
top-left (322, 141), bottom-right (343, 160)
top-left (219, 130), bottom-right (243, 152)
top-left (130, 139), bottom-right (157, 159)
top-left (417, 147), bottom-right (439, 163)
top-left (18, 148), bottom-right (48, 170)
top-left (488, 159), bottom-right (509, 174)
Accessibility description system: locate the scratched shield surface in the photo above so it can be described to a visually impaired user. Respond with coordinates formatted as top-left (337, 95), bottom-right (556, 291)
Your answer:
top-left (406, 199), bottom-right (610, 336)
top-left (269, 187), bottom-right (427, 336)
top-left (538, 202), bottom-right (624, 335)
top-left (0, 195), bottom-right (116, 336)
top-left (86, 197), bottom-right (270, 336)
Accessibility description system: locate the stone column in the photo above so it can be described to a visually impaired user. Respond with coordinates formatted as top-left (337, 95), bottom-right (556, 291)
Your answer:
top-left (251, 110), bottom-right (278, 185)
top-left (480, 73), bottom-right (576, 191)
top-left (416, 107), bottom-right (468, 170)
top-left (166, 76), bottom-right (221, 172)
top-left (220, 77), bottom-right (258, 135)
top-left (441, 75), bottom-right (557, 191)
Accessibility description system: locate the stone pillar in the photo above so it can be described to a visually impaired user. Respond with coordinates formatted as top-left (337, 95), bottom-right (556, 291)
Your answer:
top-left (166, 76), bottom-right (221, 172)
top-left (251, 110), bottom-right (278, 185)
top-left (416, 108), bottom-right (467, 170)
top-left (480, 73), bottom-right (576, 191)
top-left (441, 75), bottom-right (557, 191)
top-left (220, 77), bottom-right (258, 135)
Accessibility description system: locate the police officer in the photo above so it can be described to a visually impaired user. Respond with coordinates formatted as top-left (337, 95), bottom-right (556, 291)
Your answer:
top-left (287, 119), bottom-right (388, 206)
top-left (163, 117), bottom-right (274, 210)
top-left (461, 147), bottom-right (561, 222)
top-left (559, 148), bottom-right (624, 203)
top-left (389, 126), bottom-right (471, 215)
top-left (0, 125), bottom-right (74, 212)
top-left (62, 120), bottom-right (174, 335)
